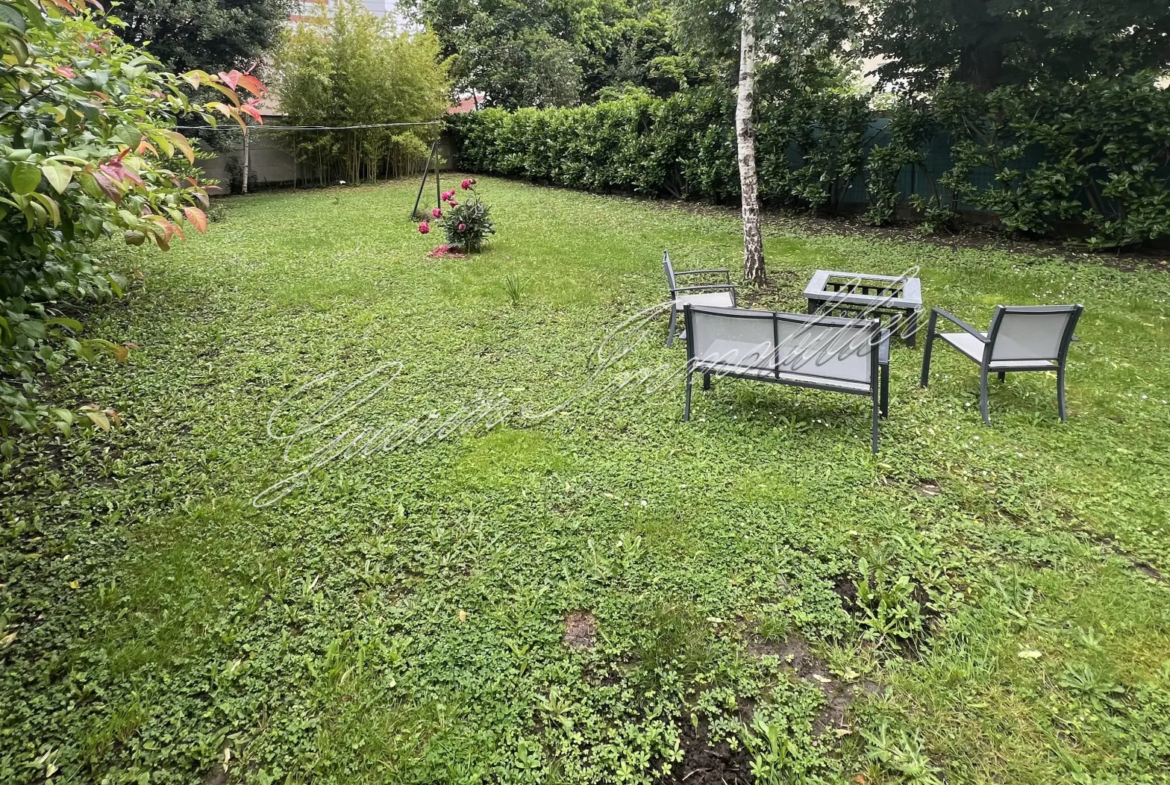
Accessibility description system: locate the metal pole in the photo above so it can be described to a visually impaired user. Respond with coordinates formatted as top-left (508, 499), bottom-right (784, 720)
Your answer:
top-left (242, 127), bottom-right (250, 195)
top-left (433, 136), bottom-right (441, 208)
top-left (410, 139), bottom-right (439, 220)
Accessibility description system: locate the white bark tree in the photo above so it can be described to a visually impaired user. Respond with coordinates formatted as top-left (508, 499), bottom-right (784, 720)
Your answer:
top-left (736, 0), bottom-right (766, 284)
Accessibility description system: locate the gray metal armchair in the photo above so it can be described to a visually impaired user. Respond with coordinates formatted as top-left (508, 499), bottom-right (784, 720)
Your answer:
top-left (663, 250), bottom-right (736, 347)
top-left (920, 304), bottom-right (1083, 424)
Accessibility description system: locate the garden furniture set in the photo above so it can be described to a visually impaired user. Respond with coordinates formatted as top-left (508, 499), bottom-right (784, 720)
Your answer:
top-left (663, 251), bottom-right (1083, 451)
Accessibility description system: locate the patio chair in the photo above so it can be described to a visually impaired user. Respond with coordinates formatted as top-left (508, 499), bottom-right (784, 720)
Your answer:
top-left (920, 305), bottom-right (1083, 425)
top-left (683, 305), bottom-right (890, 453)
top-left (663, 250), bottom-right (737, 347)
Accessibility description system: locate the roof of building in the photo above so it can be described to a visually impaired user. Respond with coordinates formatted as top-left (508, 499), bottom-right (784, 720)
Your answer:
top-left (448, 95), bottom-right (483, 114)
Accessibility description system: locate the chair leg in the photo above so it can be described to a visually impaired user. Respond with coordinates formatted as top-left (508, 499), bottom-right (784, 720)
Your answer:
top-left (997, 371), bottom-right (1006, 383)
top-left (880, 364), bottom-right (889, 418)
top-left (703, 372), bottom-right (712, 390)
top-left (920, 340), bottom-right (934, 387)
top-left (1057, 367), bottom-right (1068, 421)
top-left (666, 306), bottom-right (677, 348)
top-left (871, 391), bottom-right (880, 454)
top-left (683, 371), bottom-right (693, 421)
top-left (979, 369), bottom-right (991, 426)
top-left (920, 314), bottom-right (937, 387)
top-left (905, 309), bottom-right (918, 348)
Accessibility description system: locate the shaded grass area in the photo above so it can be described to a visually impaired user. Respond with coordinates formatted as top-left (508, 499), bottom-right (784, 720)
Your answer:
top-left (2, 178), bottom-right (1169, 784)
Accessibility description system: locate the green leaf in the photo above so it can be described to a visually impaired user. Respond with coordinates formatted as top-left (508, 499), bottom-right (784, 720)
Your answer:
top-left (0, 3), bottom-right (28, 32)
top-left (31, 193), bottom-right (60, 226)
top-left (45, 316), bottom-right (82, 332)
top-left (41, 163), bottom-right (73, 194)
top-left (11, 161), bottom-right (41, 195)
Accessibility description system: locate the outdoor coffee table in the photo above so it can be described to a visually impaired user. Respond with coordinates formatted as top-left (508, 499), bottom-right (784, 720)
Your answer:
top-left (803, 270), bottom-right (923, 347)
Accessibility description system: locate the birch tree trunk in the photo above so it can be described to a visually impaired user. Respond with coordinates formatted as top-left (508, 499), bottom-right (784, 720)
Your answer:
top-left (736, 0), bottom-right (765, 284)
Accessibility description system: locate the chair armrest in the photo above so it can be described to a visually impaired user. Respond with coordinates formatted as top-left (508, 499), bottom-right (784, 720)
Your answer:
top-left (673, 284), bottom-right (738, 294)
top-left (931, 308), bottom-right (986, 341)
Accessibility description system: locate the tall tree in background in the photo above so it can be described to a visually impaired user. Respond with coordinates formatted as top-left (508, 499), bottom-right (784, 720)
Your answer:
top-left (735, 0), bottom-right (763, 283)
top-left (668, 0), bottom-right (856, 284)
top-left (407, 0), bottom-right (687, 108)
top-left (865, 0), bottom-right (1170, 92)
top-left (108, 0), bottom-right (292, 74)
top-left (273, 0), bottom-right (450, 183)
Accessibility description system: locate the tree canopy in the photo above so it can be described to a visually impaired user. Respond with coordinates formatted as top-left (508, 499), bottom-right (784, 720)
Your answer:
top-left (407, 0), bottom-right (690, 107)
top-left (272, 0), bottom-right (451, 182)
top-left (107, 0), bottom-right (292, 74)
top-left (864, 0), bottom-right (1170, 92)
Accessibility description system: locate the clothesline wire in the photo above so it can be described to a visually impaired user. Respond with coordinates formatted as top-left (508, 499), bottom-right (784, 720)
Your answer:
top-left (175, 120), bottom-right (444, 132)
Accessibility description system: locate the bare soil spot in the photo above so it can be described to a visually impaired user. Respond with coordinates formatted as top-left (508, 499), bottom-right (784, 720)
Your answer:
top-left (833, 575), bottom-right (860, 616)
top-left (916, 480), bottom-right (942, 497)
top-left (749, 633), bottom-right (879, 735)
top-left (737, 269), bottom-right (802, 311)
top-left (657, 720), bottom-right (751, 784)
top-left (563, 610), bottom-right (597, 650)
top-left (1131, 560), bottom-right (1165, 582)
top-left (202, 765), bottom-right (228, 785)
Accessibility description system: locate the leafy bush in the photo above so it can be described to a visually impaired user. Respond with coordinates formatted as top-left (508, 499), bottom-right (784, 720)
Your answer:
top-left (0, 1), bottom-right (261, 438)
top-left (455, 74), bottom-right (1170, 248)
top-left (455, 85), bottom-right (874, 209)
top-left (440, 179), bottom-right (494, 252)
top-left (939, 74), bottom-right (1170, 248)
top-left (418, 179), bottom-right (494, 253)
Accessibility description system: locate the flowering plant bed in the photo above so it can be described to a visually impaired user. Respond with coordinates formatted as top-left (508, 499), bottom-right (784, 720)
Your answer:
top-left (427, 244), bottom-right (467, 259)
top-left (416, 178), bottom-right (495, 253)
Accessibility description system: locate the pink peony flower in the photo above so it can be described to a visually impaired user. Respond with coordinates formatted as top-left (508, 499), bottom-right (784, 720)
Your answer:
top-left (460, 179), bottom-right (471, 190)
top-left (418, 221), bottom-right (430, 234)
top-left (431, 208), bottom-right (442, 218)
top-left (447, 200), bottom-right (458, 207)
top-left (458, 222), bottom-right (466, 232)
top-left (441, 190), bottom-right (455, 201)
top-left (469, 178), bottom-right (477, 185)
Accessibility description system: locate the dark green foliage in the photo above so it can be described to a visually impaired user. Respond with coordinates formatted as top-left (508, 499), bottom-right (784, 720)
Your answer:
top-left (454, 85), bottom-right (871, 208)
top-left (406, 0), bottom-right (688, 108)
top-left (456, 74), bottom-right (1170, 248)
top-left (864, 0), bottom-right (1170, 92)
top-left (939, 75), bottom-right (1170, 249)
top-left (109, 0), bottom-right (293, 74)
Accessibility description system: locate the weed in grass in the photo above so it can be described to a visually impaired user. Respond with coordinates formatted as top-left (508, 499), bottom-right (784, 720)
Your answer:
top-left (861, 723), bottom-right (943, 784)
top-left (504, 274), bottom-right (524, 305)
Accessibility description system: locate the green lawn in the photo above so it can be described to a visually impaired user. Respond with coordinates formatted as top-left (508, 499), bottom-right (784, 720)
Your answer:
top-left (3, 177), bottom-right (1170, 785)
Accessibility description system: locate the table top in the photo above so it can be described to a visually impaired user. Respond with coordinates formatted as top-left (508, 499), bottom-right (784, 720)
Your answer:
top-left (803, 269), bottom-right (922, 310)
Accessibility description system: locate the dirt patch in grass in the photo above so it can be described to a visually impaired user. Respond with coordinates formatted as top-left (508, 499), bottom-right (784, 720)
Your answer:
top-left (833, 575), bottom-right (860, 616)
top-left (1072, 527), bottom-right (1167, 583)
top-left (748, 633), bottom-right (879, 735)
top-left (833, 575), bottom-right (942, 660)
top-left (658, 720), bottom-right (751, 785)
top-left (737, 268), bottom-right (802, 311)
top-left (1129, 559), bottom-right (1164, 583)
top-left (563, 610), bottom-right (597, 650)
top-left (916, 480), bottom-right (942, 497)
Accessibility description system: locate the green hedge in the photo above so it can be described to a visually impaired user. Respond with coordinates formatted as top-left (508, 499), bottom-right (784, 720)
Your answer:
top-left (454, 89), bottom-right (874, 208)
top-left (452, 75), bottom-right (1170, 248)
